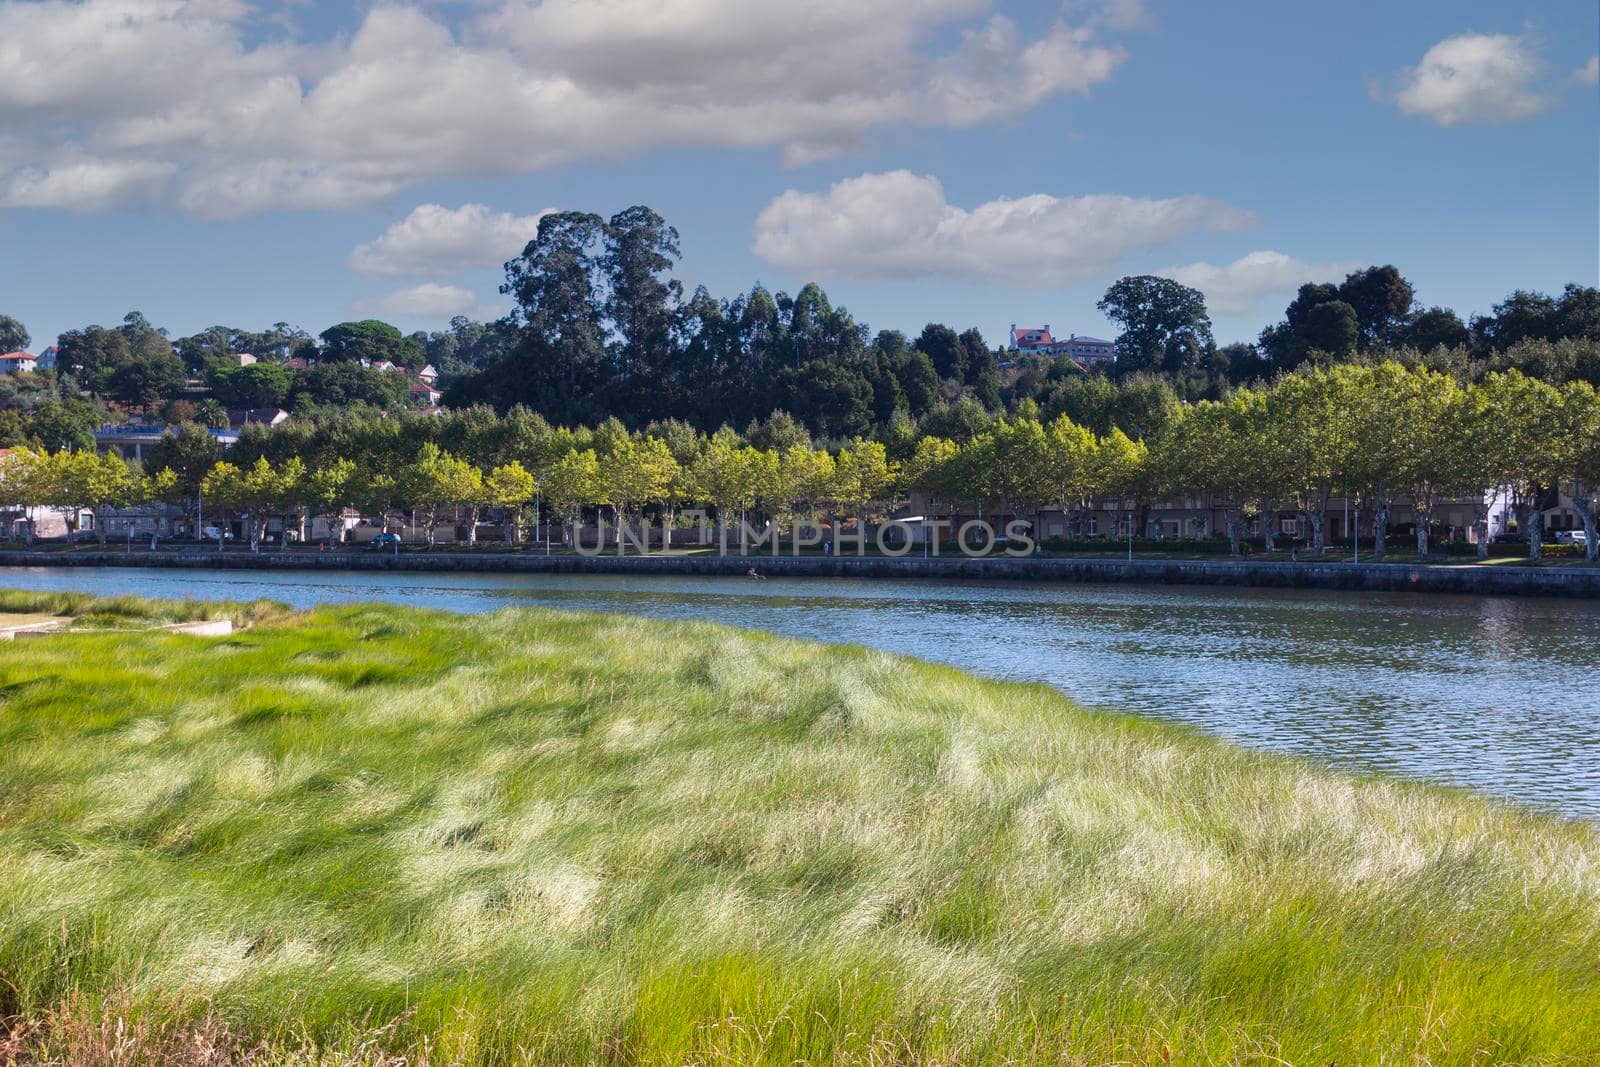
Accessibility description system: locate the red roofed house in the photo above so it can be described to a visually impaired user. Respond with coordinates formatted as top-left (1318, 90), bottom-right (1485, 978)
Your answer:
top-left (0, 352), bottom-right (38, 374)
top-left (410, 380), bottom-right (442, 405)
top-left (1009, 325), bottom-right (1115, 364)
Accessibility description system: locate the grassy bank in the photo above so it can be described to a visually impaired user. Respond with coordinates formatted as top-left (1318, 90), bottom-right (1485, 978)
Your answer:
top-left (0, 588), bottom-right (286, 629)
top-left (0, 597), bottom-right (1595, 1064)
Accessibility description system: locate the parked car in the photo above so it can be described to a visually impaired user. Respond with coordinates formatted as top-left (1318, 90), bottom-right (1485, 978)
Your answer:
top-left (1555, 530), bottom-right (1588, 545)
top-left (198, 526), bottom-right (232, 542)
top-left (368, 532), bottom-right (402, 550)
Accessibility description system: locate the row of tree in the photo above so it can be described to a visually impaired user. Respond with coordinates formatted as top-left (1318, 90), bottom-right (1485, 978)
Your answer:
top-left (4, 365), bottom-right (1595, 562)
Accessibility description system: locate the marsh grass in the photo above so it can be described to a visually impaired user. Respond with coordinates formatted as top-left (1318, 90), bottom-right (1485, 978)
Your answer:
top-left (0, 596), bottom-right (1595, 1064)
top-left (0, 589), bottom-right (286, 630)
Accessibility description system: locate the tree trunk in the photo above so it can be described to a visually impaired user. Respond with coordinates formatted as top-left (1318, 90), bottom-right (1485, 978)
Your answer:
top-left (427, 508), bottom-right (437, 549)
top-left (96, 508), bottom-right (108, 547)
top-left (1583, 507), bottom-right (1598, 563)
top-left (1226, 513), bottom-right (1241, 556)
top-left (1262, 509), bottom-right (1276, 554)
top-left (1526, 506), bottom-right (1543, 562)
top-left (1307, 510), bottom-right (1325, 554)
top-left (1415, 513), bottom-right (1429, 558)
top-left (1372, 502), bottom-right (1389, 557)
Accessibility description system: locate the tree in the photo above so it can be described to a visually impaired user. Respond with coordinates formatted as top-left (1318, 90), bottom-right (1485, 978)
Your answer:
top-left (598, 434), bottom-right (677, 550)
top-left (0, 314), bottom-right (28, 353)
top-left (1474, 290), bottom-right (1558, 352)
top-left (1554, 381), bottom-right (1600, 561)
top-left (603, 205), bottom-right (683, 412)
top-left (541, 448), bottom-right (601, 546)
top-left (494, 211), bottom-right (610, 422)
top-left (200, 458), bottom-right (287, 552)
top-left (109, 352), bottom-right (187, 411)
top-left (289, 362), bottom-right (408, 412)
top-left (210, 362), bottom-right (293, 409)
top-left (1403, 307), bottom-right (1470, 351)
top-left (1041, 414), bottom-right (1098, 538)
top-left (305, 458), bottom-right (357, 544)
top-left (1264, 369), bottom-right (1355, 553)
top-left (1098, 276), bottom-right (1214, 375)
top-left (1476, 372), bottom-right (1564, 560)
top-left (486, 462), bottom-right (536, 544)
top-left (1299, 301), bottom-right (1359, 360)
top-left (1337, 265), bottom-right (1415, 348)
top-left (1156, 401), bottom-right (1249, 553)
top-left (148, 423), bottom-right (221, 535)
top-left (916, 323), bottom-right (967, 381)
top-left (1343, 363), bottom-right (1436, 555)
top-left (833, 440), bottom-right (895, 539)
top-left (318, 320), bottom-right (420, 365)
top-left (398, 444), bottom-right (482, 548)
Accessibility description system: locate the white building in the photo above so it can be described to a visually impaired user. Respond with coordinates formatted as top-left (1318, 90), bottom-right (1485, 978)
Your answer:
top-left (1009, 326), bottom-right (1115, 365)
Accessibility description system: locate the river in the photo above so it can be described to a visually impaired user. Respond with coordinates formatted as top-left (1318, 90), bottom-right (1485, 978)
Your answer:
top-left (4, 566), bottom-right (1597, 819)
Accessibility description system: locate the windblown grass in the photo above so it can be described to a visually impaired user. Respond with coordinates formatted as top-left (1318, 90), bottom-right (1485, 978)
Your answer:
top-left (0, 588), bottom-right (286, 629)
top-left (0, 597), bottom-right (1595, 1065)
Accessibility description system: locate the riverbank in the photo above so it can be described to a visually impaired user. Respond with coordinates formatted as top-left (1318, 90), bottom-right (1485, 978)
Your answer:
top-left (2, 546), bottom-right (1598, 597)
top-left (1, 595), bottom-right (1595, 1064)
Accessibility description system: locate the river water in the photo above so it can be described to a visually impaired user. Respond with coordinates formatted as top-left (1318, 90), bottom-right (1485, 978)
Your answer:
top-left (4, 566), bottom-right (1597, 819)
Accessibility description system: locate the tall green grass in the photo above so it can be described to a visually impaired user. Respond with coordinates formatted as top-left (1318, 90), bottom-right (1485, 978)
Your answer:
top-left (0, 588), bottom-right (287, 629)
top-left (0, 597), bottom-right (1595, 1064)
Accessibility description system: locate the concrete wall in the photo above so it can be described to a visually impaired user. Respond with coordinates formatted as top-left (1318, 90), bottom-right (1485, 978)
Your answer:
top-left (0, 550), bottom-right (1596, 598)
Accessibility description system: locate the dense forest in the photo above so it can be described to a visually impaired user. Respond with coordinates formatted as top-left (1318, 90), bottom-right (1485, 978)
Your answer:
top-left (1, 205), bottom-right (1597, 457)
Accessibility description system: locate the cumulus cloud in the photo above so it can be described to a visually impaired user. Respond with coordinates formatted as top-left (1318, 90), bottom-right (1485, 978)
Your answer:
top-left (1154, 251), bottom-right (1362, 316)
top-left (1575, 55), bottom-right (1599, 86)
top-left (752, 170), bottom-right (1255, 284)
top-left (1385, 33), bottom-right (1552, 125)
top-left (0, 0), bottom-right (1136, 216)
top-left (350, 203), bottom-right (552, 278)
top-left (355, 283), bottom-right (483, 319)
top-left (0, 158), bottom-right (175, 211)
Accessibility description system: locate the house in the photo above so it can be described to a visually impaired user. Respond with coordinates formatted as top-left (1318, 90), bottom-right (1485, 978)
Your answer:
top-left (0, 351), bottom-right (38, 374)
top-left (371, 360), bottom-right (400, 373)
top-left (227, 407), bottom-right (290, 429)
top-left (35, 346), bottom-right (58, 370)
top-left (1009, 326), bottom-right (1116, 364)
top-left (1062, 335), bottom-right (1115, 364)
top-left (231, 352), bottom-right (257, 367)
top-left (416, 364), bottom-right (439, 384)
top-left (286, 356), bottom-right (310, 371)
top-left (1010, 325), bottom-right (1062, 356)
top-left (410, 381), bottom-right (442, 405)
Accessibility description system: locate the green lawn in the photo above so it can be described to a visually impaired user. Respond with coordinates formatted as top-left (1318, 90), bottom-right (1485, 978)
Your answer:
top-left (0, 597), bottom-right (1595, 1065)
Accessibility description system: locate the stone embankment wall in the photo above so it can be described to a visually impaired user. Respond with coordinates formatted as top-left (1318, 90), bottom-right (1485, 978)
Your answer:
top-left (1, 550), bottom-right (1597, 598)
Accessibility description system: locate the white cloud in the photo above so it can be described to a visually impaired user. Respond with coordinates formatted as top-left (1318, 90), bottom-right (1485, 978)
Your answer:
top-left (1387, 33), bottom-right (1551, 125)
top-left (350, 203), bottom-right (552, 278)
top-left (1154, 251), bottom-right (1362, 316)
top-left (752, 170), bottom-right (1255, 285)
top-left (355, 283), bottom-right (483, 319)
top-left (0, 0), bottom-right (1137, 216)
top-left (0, 158), bottom-right (175, 211)
top-left (1574, 55), bottom-right (1599, 86)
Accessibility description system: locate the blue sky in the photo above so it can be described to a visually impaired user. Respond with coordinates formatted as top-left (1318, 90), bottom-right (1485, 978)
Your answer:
top-left (1, 0), bottom-right (1595, 353)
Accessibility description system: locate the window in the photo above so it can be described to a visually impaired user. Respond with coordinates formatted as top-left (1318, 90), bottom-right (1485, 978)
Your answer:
top-left (1087, 516), bottom-right (1099, 536)
top-left (1280, 517), bottom-right (1300, 536)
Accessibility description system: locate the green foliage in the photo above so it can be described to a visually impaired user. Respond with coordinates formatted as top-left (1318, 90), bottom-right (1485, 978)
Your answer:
top-left (1097, 275), bottom-right (1215, 374)
top-left (0, 312), bottom-right (29, 352)
top-left (317, 320), bottom-right (420, 365)
top-left (209, 362), bottom-right (294, 409)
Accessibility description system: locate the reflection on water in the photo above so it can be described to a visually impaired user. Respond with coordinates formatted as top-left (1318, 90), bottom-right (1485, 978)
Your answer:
top-left (4, 566), bottom-right (1598, 819)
